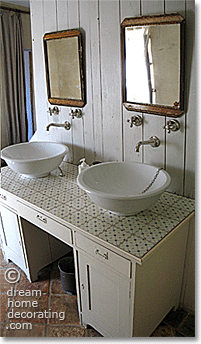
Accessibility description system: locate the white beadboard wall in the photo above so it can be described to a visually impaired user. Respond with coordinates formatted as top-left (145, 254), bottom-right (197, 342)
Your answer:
top-left (30, 0), bottom-right (195, 311)
top-left (30, 0), bottom-right (195, 200)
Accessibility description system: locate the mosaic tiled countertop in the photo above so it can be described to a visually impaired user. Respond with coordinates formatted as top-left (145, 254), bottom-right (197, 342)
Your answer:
top-left (0, 162), bottom-right (195, 260)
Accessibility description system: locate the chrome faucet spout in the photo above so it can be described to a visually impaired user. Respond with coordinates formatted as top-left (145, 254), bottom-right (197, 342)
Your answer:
top-left (46, 121), bottom-right (71, 131)
top-left (135, 136), bottom-right (160, 152)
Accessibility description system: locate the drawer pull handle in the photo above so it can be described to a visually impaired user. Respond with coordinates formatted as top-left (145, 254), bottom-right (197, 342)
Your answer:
top-left (0, 194), bottom-right (7, 201)
top-left (95, 248), bottom-right (108, 260)
top-left (36, 214), bottom-right (47, 224)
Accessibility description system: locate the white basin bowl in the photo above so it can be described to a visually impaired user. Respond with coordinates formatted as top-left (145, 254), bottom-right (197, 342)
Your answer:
top-left (77, 161), bottom-right (171, 216)
top-left (1, 141), bottom-right (68, 178)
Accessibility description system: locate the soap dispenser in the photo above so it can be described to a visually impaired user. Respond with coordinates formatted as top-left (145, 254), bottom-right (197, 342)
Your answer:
top-left (78, 158), bottom-right (89, 174)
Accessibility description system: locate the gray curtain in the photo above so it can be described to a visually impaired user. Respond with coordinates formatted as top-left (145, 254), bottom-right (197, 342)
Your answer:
top-left (0, 10), bottom-right (28, 146)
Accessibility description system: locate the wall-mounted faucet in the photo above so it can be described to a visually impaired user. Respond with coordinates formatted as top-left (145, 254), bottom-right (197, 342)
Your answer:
top-left (46, 121), bottom-right (71, 131)
top-left (135, 136), bottom-right (160, 152)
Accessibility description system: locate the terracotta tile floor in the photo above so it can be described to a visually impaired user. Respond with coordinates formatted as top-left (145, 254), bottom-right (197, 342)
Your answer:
top-left (0, 248), bottom-right (195, 337)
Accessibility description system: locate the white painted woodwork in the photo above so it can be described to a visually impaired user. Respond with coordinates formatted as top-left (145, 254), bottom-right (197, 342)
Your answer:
top-left (0, 184), bottom-right (195, 335)
top-left (0, 201), bottom-right (72, 282)
top-left (78, 250), bottom-right (131, 337)
top-left (30, 0), bottom-right (195, 198)
top-left (29, 0), bottom-right (195, 312)
top-left (180, 215), bottom-right (195, 311)
top-left (75, 214), bottom-right (193, 337)
top-left (133, 219), bottom-right (189, 336)
top-left (0, 205), bottom-right (27, 273)
top-left (20, 217), bottom-right (71, 281)
top-left (20, 217), bottom-right (52, 281)
top-left (183, 0), bottom-right (196, 198)
top-left (17, 201), bottom-right (72, 246)
top-left (76, 232), bottom-right (131, 278)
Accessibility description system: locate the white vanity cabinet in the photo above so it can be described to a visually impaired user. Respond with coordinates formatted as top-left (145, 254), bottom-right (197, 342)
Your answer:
top-left (0, 196), bottom-right (72, 282)
top-left (0, 204), bottom-right (28, 274)
top-left (0, 165), bottom-right (195, 337)
top-left (76, 232), bottom-right (132, 337)
top-left (75, 215), bottom-right (192, 337)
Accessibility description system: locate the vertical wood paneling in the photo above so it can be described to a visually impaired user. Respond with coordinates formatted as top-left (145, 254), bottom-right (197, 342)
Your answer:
top-left (90, 0), bottom-right (103, 162)
top-left (79, 0), bottom-right (96, 164)
top-left (43, 0), bottom-right (63, 147)
top-left (184, 0), bottom-right (196, 198)
top-left (165, 0), bottom-right (186, 195)
top-left (99, 0), bottom-right (122, 162)
top-left (67, 0), bottom-right (85, 164)
top-left (30, 0), bottom-right (47, 140)
top-left (56, 0), bottom-right (73, 162)
top-left (30, 0), bottom-right (195, 196)
top-left (120, 0), bottom-right (142, 163)
top-left (30, 0), bottom-right (195, 314)
top-left (141, 0), bottom-right (165, 168)
top-left (57, 0), bottom-right (68, 30)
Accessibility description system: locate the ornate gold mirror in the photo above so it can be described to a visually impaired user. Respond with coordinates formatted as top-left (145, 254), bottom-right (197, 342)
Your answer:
top-left (121, 13), bottom-right (185, 117)
top-left (43, 29), bottom-right (85, 107)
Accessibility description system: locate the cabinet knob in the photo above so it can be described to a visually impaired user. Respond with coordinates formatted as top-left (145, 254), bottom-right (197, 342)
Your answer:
top-left (81, 283), bottom-right (85, 290)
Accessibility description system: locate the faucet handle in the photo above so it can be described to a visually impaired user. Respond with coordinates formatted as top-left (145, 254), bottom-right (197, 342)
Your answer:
top-left (163, 119), bottom-right (180, 134)
top-left (47, 106), bottom-right (59, 116)
top-left (69, 109), bottom-right (82, 119)
top-left (127, 115), bottom-right (143, 128)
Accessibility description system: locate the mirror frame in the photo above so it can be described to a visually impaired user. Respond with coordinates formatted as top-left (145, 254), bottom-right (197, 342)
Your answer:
top-left (43, 29), bottom-right (85, 107)
top-left (121, 13), bottom-right (185, 117)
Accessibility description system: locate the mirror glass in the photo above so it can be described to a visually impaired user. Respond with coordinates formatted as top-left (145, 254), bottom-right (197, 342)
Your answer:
top-left (43, 29), bottom-right (85, 107)
top-left (121, 14), bottom-right (184, 117)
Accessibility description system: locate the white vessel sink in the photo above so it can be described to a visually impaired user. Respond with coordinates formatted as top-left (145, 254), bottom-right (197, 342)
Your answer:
top-left (77, 161), bottom-right (171, 216)
top-left (1, 141), bottom-right (68, 178)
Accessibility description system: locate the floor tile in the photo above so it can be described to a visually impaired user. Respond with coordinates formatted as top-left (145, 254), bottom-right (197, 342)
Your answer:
top-left (151, 322), bottom-right (182, 337)
top-left (177, 313), bottom-right (195, 337)
top-left (87, 326), bottom-right (102, 337)
top-left (48, 295), bottom-right (80, 325)
top-left (4, 323), bottom-right (46, 337)
top-left (0, 322), bottom-right (5, 336)
top-left (164, 307), bottom-right (188, 328)
top-left (0, 294), bottom-right (10, 322)
top-left (46, 325), bottom-right (87, 337)
top-left (0, 269), bottom-right (17, 293)
top-left (50, 264), bottom-right (66, 295)
top-left (16, 269), bottom-right (50, 295)
top-left (8, 294), bottom-right (49, 324)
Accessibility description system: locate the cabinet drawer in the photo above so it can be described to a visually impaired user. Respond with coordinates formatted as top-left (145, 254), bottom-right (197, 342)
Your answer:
top-left (76, 232), bottom-right (131, 278)
top-left (0, 189), bottom-right (17, 210)
top-left (17, 202), bottom-right (72, 246)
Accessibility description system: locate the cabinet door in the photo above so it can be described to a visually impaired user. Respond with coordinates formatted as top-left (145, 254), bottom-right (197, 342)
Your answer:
top-left (78, 250), bottom-right (131, 337)
top-left (0, 205), bottom-right (27, 270)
